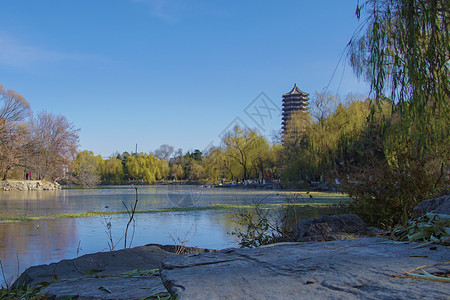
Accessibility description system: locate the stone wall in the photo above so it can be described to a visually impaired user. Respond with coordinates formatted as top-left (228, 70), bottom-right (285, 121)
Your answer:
top-left (0, 180), bottom-right (61, 191)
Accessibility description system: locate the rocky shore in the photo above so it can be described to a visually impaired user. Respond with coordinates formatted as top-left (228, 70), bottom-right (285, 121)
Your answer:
top-left (9, 195), bottom-right (450, 299)
top-left (0, 180), bottom-right (61, 191)
top-left (13, 238), bottom-right (449, 299)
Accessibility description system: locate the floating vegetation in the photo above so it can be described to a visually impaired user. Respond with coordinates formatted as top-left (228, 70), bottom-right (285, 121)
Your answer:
top-left (0, 202), bottom-right (340, 223)
top-left (390, 213), bottom-right (450, 246)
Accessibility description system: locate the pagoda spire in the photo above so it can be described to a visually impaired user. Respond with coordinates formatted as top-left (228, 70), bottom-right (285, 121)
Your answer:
top-left (281, 83), bottom-right (309, 134)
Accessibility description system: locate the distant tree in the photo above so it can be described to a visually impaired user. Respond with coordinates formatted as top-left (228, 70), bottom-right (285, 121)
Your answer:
top-left (174, 148), bottom-right (183, 158)
top-left (222, 125), bottom-right (269, 180)
top-left (154, 144), bottom-right (174, 161)
top-left (171, 164), bottom-right (184, 180)
top-left (203, 147), bottom-right (224, 184)
top-left (309, 91), bottom-right (339, 124)
top-left (191, 149), bottom-right (202, 161)
top-left (158, 159), bottom-right (170, 179)
top-left (70, 150), bottom-right (102, 186)
top-left (28, 111), bottom-right (79, 181)
top-left (125, 153), bottom-right (160, 183)
top-left (190, 161), bottom-right (205, 180)
top-left (0, 84), bottom-right (31, 180)
top-left (102, 156), bottom-right (124, 184)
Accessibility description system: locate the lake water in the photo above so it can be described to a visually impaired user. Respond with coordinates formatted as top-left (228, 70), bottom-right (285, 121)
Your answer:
top-left (0, 185), bottom-right (342, 287)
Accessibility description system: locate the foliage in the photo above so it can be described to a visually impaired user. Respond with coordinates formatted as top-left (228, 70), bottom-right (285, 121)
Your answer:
top-left (0, 285), bottom-right (48, 300)
top-left (231, 194), bottom-right (312, 248)
top-left (350, 0), bottom-right (449, 125)
top-left (221, 125), bottom-right (271, 181)
top-left (101, 156), bottom-right (124, 184)
top-left (125, 153), bottom-right (161, 183)
top-left (341, 0), bottom-right (450, 226)
top-left (390, 213), bottom-right (450, 245)
top-left (70, 150), bottom-right (102, 186)
top-left (280, 94), bottom-right (372, 184)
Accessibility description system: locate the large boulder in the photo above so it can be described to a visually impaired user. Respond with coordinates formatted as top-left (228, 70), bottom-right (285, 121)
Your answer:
top-left (413, 195), bottom-right (450, 217)
top-left (291, 214), bottom-right (367, 242)
top-left (161, 237), bottom-right (450, 299)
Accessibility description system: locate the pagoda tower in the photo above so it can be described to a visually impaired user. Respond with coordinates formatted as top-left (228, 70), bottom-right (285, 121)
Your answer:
top-left (281, 83), bottom-right (309, 133)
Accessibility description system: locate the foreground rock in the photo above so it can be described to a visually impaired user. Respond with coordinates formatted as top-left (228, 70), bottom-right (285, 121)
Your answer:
top-left (13, 238), bottom-right (449, 299)
top-left (14, 244), bottom-right (215, 299)
top-left (414, 195), bottom-right (450, 217)
top-left (14, 245), bottom-right (174, 299)
top-left (161, 237), bottom-right (449, 299)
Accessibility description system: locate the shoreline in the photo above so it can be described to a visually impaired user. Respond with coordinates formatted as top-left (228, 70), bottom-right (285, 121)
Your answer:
top-left (0, 180), bottom-right (61, 191)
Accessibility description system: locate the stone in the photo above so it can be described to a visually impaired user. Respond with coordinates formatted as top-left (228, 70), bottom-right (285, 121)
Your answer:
top-left (14, 245), bottom-right (175, 299)
top-left (290, 214), bottom-right (367, 242)
top-left (160, 237), bottom-right (450, 300)
top-left (0, 180), bottom-right (61, 191)
top-left (414, 195), bottom-right (450, 217)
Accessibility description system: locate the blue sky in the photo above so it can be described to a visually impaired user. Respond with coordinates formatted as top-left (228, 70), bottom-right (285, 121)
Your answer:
top-left (0, 1), bottom-right (369, 157)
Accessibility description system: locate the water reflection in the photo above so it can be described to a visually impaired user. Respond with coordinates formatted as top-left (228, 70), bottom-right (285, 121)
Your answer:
top-left (0, 209), bottom-right (238, 287)
top-left (0, 186), bottom-right (287, 218)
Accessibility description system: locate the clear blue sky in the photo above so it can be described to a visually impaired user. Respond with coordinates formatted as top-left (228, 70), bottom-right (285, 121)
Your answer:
top-left (0, 1), bottom-right (369, 157)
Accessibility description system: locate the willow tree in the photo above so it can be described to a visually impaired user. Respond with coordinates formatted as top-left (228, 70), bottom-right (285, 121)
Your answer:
top-left (71, 150), bottom-right (102, 186)
top-left (346, 0), bottom-right (449, 226)
top-left (350, 0), bottom-right (449, 155)
top-left (222, 125), bottom-right (270, 181)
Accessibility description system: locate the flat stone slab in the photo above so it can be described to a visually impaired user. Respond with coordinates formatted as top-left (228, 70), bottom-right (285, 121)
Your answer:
top-left (160, 238), bottom-right (450, 299)
top-left (14, 245), bottom-right (174, 299)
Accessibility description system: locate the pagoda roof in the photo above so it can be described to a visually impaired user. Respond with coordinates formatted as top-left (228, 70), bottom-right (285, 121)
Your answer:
top-left (283, 83), bottom-right (309, 97)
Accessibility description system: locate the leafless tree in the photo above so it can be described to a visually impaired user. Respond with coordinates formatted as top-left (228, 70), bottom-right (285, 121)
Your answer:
top-left (154, 144), bottom-right (174, 161)
top-left (28, 111), bottom-right (79, 181)
top-left (0, 84), bottom-right (31, 180)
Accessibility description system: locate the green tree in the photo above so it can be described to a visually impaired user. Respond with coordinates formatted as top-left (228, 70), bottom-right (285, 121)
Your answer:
top-left (125, 153), bottom-right (161, 183)
top-left (344, 0), bottom-right (449, 226)
top-left (102, 156), bottom-right (124, 184)
top-left (222, 126), bottom-right (269, 180)
top-left (171, 164), bottom-right (184, 180)
top-left (203, 147), bottom-right (225, 184)
top-left (71, 150), bottom-right (102, 186)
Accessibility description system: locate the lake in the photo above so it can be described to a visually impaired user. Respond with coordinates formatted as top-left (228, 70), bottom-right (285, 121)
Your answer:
top-left (0, 185), bottom-right (345, 287)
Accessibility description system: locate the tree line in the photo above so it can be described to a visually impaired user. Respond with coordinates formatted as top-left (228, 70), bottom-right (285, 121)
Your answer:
top-left (70, 126), bottom-right (280, 186)
top-left (0, 84), bottom-right (79, 181)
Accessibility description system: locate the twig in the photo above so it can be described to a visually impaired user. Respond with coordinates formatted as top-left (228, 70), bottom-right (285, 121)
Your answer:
top-left (169, 222), bottom-right (197, 254)
top-left (0, 258), bottom-right (10, 289)
top-left (76, 240), bottom-right (82, 257)
top-left (124, 187), bottom-right (139, 249)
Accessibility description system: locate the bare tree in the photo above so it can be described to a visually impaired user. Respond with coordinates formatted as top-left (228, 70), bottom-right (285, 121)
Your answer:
top-left (0, 84), bottom-right (31, 122)
top-left (28, 111), bottom-right (79, 181)
top-left (154, 144), bottom-right (174, 161)
top-left (0, 84), bottom-right (31, 180)
top-left (309, 91), bottom-right (339, 125)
